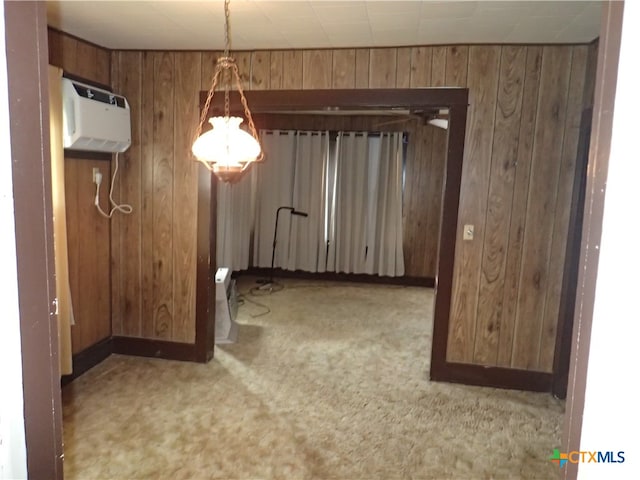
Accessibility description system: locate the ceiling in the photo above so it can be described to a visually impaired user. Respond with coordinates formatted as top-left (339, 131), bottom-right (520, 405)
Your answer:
top-left (46, 1), bottom-right (602, 51)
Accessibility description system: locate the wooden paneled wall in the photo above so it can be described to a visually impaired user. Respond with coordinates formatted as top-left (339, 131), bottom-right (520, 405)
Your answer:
top-left (64, 158), bottom-right (112, 354)
top-left (48, 29), bottom-right (110, 86)
top-left (446, 45), bottom-right (594, 373)
top-left (47, 29), bottom-right (112, 354)
top-left (255, 113), bottom-right (446, 278)
top-left (109, 52), bottom-right (199, 343)
top-left (110, 43), bottom-right (593, 366)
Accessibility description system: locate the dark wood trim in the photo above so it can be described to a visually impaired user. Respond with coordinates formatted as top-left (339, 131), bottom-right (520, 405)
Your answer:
top-left (61, 337), bottom-right (113, 386)
top-left (112, 336), bottom-right (198, 362)
top-left (7, 2), bottom-right (63, 477)
top-left (552, 108), bottom-right (593, 399)
top-left (241, 268), bottom-right (435, 288)
top-left (62, 71), bottom-right (112, 93)
top-left (429, 104), bottom-right (468, 381)
top-left (194, 165), bottom-right (217, 363)
top-left (61, 333), bottom-right (201, 386)
top-left (64, 149), bottom-right (113, 161)
top-left (196, 88), bottom-right (471, 383)
top-left (430, 362), bottom-right (552, 392)
top-left (562, 4), bottom-right (623, 479)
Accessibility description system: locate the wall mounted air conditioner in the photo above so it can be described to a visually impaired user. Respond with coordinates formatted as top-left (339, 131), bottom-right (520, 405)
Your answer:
top-left (61, 77), bottom-right (131, 153)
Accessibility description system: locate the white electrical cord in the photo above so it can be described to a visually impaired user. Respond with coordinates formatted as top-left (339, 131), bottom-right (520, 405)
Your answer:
top-left (94, 152), bottom-right (133, 218)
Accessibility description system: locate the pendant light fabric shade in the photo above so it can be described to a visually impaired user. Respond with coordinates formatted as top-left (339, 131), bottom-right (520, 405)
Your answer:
top-left (192, 0), bottom-right (262, 183)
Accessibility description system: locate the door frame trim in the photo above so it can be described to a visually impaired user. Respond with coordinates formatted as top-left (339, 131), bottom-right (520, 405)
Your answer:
top-left (195, 88), bottom-right (470, 374)
top-left (6, 2), bottom-right (63, 477)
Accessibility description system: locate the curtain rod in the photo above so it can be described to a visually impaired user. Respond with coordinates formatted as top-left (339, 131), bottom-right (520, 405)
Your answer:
top-left (260, 130), bottom-right (408, 139)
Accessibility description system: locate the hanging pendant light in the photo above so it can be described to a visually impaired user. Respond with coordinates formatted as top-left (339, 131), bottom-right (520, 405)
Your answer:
top-left (192, 0), bottom-right (262, 183)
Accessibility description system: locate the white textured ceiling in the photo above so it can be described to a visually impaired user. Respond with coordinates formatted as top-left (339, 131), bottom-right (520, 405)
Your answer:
top-left (46, 1), bottom-right (602, 51)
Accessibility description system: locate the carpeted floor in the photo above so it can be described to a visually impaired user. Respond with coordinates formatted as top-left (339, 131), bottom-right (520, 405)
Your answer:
top-left (62, 278), bottom-right (564, 479)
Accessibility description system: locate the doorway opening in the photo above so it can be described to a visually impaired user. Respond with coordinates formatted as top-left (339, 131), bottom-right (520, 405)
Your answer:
top-left (194, 88), bottom-right (469, 380)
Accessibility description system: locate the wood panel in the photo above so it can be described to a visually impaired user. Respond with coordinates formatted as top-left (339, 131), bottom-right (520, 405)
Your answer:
top-left (402, 120), bottom-right (421, 276)
top-left (48, 28), bottom-right (110, 86)
top-left (116, 52), bottom-right (143, 338)
top-left (65, 158), bottom-right (112, 354)
top-left (251, 51), bottom-right (270, 90)
top-left (47, 29), bottom-right (63, 68)
top-left (303, 50), bottom-right (333, 89)
top-left (424, 127), bottom-right (446, 276)
top-left (151, 52), bottom-right (175, 339)
top-left (234, 51), bottom-right (252, 89)
top-left (498, 47), bottom-right (543, 367)
top-left (332, 49), bottom-right (356, 89)
top-left (447, 46), bottom-right (501, 364)
top-left (473, 46), bottom-right (527, 365)
top-left (582, 40), bottom-right (599, 108)
top-left (511, 46), bottom-right (572, 370)
top-left (59, 34), bottom-right (78, 74)
top-left (445, 46), bottom-right (469, 86)
top-left (369, 48), bottom-right (397, 88)
top-left (269, 51), bottom-right (284, 90)
top-left (539, 46), bottom-right (587, 371)
top-left (396, 48), bottom-right (412, 88)
top-left (110, 52), bottom-right (123, 337)
top-left (75, 40), bottom-right (97, 81)
top-left (431, 47), bottom-right (447, 87)
top-left (172, 53), bottom-right (200, 343)
top-left (410, 47), bottom-right (432, 87)
top-left (95, 48), bottom-right (110, 85)
top-left (200, 51), bottom-right (218, 92)
top-left (282, 50), bottom-right (303, 89)
top-left (355, 49), bottom-right (370, 88)
top-left (406, 123), bottom-right (435, 277)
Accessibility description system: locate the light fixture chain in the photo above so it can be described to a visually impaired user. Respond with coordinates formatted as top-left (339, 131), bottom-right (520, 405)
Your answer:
top-left (224, 79), bottom-right (230, 118)
top-left (224, 0), bottom-right (231, 57)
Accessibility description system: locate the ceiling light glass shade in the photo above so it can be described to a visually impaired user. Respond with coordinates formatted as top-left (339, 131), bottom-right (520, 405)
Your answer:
top-left (192, 116), bottom-right (261, 166)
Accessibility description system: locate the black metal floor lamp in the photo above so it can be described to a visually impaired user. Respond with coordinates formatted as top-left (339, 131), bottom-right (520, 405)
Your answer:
top-left (260, 205), bottom-right (308, 288)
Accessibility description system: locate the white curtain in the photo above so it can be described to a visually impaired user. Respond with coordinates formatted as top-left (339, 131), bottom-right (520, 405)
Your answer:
top-left (49, 65), bottom-right (74, 375)
top-left (328, 132), bottom-right (405, 277)
top-left (253, 130), bottom-right (297, 268)
top-left (218, 129), bottom-right (404, 277)
top-left (328, 132), bottom-right (370, 274)
top-left (216, 168), bottom-right (256, 271)
top-left (288, 132), bottom-right (329, 272)
top-left (365, 133), bottom-right (405, 276)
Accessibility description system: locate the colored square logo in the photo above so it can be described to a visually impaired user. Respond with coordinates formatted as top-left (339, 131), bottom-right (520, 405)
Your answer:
top-left (550, 449), bottom-right (568, 468)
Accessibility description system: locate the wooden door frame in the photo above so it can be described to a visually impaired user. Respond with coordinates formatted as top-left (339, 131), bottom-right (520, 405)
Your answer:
top-left (561, 2), bottom-right (624, 478)
top-left (196, 88), bottom-right (469, 372)
top-left (5, 2), bottom-right (64, 477)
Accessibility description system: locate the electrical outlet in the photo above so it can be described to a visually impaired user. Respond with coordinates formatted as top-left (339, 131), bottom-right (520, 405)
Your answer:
top-left (463, 224), bottom-right (474, 241)
top-left (92, 167), bottom-right (100, 184)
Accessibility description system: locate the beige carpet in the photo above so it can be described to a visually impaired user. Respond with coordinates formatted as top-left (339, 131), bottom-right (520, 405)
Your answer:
top-left (62, 278), bottom-right (564, 479)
